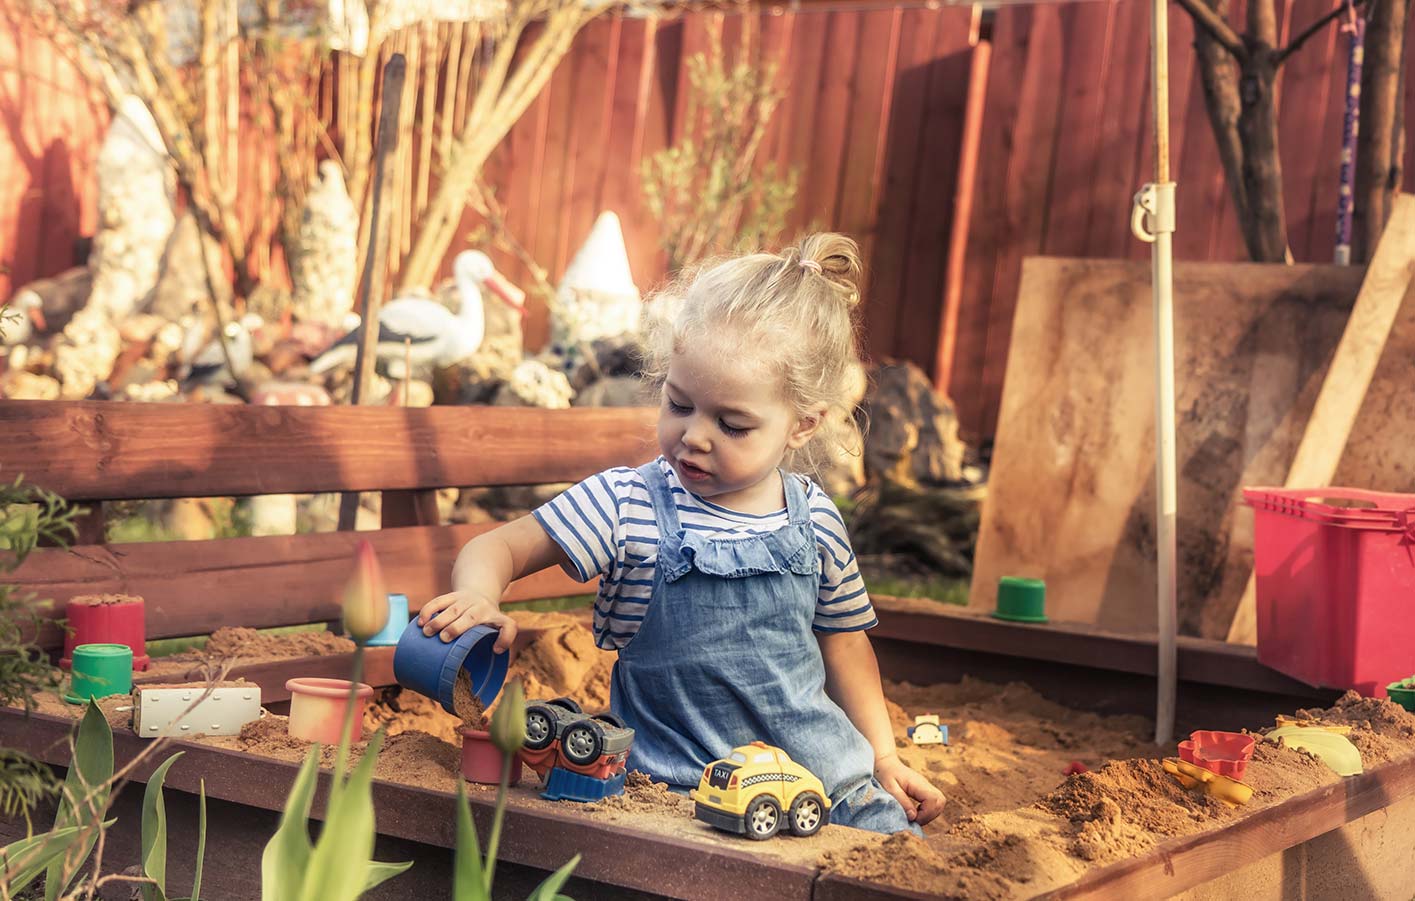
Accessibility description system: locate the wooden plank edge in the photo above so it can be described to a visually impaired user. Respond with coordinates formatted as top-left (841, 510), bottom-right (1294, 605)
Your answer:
top-left (1, 707), bottom-right (818, 901)
top-left (870, 598), bottom-right (1328, 699)
top-left (1036, 747), bottom-right (1415, 900)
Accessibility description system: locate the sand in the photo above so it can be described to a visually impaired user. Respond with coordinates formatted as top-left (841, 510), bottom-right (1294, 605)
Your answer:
top-left (70, 593), bottom-right (142, 606)
top-left (452, 669), bottom-right (488, 728)
top-left (16, 613), bottom-right (1415, 898)
top-left (203, 626), bottom-right (355, 659)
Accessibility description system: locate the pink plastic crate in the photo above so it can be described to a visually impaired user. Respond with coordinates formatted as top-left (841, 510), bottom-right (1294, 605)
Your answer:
top-left (1243, 487), bottom-right (1415, 696)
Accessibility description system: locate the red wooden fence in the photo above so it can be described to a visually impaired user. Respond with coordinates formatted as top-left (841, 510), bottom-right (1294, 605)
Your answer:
top-left (1, 0), bottom-right (1409, 441)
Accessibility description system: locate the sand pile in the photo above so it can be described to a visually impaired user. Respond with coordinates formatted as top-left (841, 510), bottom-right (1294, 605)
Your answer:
top-left (70, 593), bottom-right (142, 606)
top-left (364, 686), bottom-right (463, 744)
top-left (203, 626), bottom-right (355, 659)
top-left (590, 771), bottom-right (693, 815)
top-left (506, 611), bottom-right (614, 710)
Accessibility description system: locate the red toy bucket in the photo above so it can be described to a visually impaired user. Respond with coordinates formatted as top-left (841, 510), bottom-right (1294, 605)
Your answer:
top-left (60, 595), bottom-right (149, 672)
top-left (1244, 487), bottom-right (1415, 696)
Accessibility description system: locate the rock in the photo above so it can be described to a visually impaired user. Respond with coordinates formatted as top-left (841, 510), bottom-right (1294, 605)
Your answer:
top-left (247, 494), bottom-right (298, 536)
top-left (290, 161), bottom-right (358, 329)
top-left (573, 375), bottom-right (650, 408)
top-left (432, 356), bottom-right (509, 405)
top-left (148, 210), bottom-right (208, 322)
top-left (492, 359), bottom-right (573, 409)
top-left (568, 334), bottom-right (645, 392)
top-left (120, 379), bottom-right (179, 403)
top-left (51, 307), bottom-right (123, 399)
top-left (89, 95), bottom-right (176, 320)
top-left (863, 361), bottom-right (967, 487)
top-left (0, 369), bottom-right (61, 400)
top-left (250, 381), bottom-right (331, 406)
top-left (386, 378), bottom-right (433, 407)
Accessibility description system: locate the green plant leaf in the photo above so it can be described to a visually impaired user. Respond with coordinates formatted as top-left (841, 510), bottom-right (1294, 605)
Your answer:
top-left (363, 859), bottom-right (414, 892)
top-left (453, 781), bottom-right (487, 901)
top-left (46, 701), bottom-right (114, 901)
top-left (526, 854), bottom-right (581, 901)
top-left (192, 779), bottom-right (207, 901)
top-left (0, 825), bottom-right (82, 895)
top-left (297, 731), bottom-right (385, 901)
top-left (260, 747), bottom-right (320, 901)
top-left (141, 752), bottom-right (184, 901)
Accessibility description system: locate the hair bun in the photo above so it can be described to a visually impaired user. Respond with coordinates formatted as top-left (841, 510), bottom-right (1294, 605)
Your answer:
top-left (794, 233), bottom-right (863, 307)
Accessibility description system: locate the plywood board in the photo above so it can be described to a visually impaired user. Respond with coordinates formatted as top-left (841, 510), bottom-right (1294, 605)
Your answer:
top-left (968, 258), bottom-right (1392, 638)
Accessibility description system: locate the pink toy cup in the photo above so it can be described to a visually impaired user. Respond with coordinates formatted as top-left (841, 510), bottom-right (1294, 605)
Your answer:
top-left (61, 596), bottom-right (149, 671)
top-left (285, 678), bottom-right (374, 745)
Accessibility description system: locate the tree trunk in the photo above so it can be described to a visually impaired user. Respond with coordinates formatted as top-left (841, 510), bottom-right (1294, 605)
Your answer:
top-left (1353, 0), bottom-right (1410, 261)
top-left (1237, 49), bottom-right (1290, 261)
top-left (1193, 2), bottom-right (1252, 238)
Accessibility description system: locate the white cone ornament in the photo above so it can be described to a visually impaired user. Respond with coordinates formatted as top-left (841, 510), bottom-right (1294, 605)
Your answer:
top-left (549, 211), bottom-right (641, 370)
top-left (291, 161), bottom-right (359, 329)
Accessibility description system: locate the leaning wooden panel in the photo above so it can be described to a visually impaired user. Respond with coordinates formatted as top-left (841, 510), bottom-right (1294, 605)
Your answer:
top-left (970, 259), bottom-right (1374, 637)
top-left (14, 523), bottom-right (591, 650)
top-left (0, 401), bottom-right (658, 500)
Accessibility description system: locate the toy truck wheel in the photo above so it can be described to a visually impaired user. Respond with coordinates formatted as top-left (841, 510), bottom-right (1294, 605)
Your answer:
top-left (561, 722), bottom-right (603, 765)
top-left (787, 792), bottom-right (826, 837)
top-left (744, 795), bottom-right (782, 840)
top-left (550, 697), bottom-right (582, 714)
top-left (592, 711), bottom-right (627, 729)
top-left (524, 706), bottom-right (557, 751)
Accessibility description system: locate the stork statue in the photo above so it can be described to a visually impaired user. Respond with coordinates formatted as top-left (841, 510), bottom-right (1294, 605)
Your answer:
top-left (309, 250), bottom-right (523, 379)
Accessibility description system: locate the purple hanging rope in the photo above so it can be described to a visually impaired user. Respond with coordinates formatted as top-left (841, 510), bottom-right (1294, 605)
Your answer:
top-left (1335, 0), bottom-right (1365, 264)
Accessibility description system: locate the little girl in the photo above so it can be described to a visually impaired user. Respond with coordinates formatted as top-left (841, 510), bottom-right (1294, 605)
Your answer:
top-left (419, 233), bottom-right (944, 834)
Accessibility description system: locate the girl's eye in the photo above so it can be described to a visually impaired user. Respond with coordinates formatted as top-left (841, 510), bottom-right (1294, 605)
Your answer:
top-left (719, 420), bottom-right (750, 437)
top-left (666, 399), bottom-right (691, 415)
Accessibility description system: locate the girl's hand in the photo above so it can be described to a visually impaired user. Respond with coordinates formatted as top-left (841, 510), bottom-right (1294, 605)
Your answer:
top-left (874, 754), bottom-right (945, 826)
top-left (417, 590), bottom-right (518, 651)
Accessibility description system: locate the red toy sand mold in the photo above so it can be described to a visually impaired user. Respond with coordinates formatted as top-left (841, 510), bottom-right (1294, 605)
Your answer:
top-left (1178, 730), bottom-right (1256, 779)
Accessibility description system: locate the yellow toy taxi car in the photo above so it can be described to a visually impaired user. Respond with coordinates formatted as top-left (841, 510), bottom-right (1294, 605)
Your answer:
top-left (689, 741), bottom-right (831, 840)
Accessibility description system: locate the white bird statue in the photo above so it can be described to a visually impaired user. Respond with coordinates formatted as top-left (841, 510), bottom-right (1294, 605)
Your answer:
top-left (181, 313), bottom-right (263, 388)
top-left (309, 250), bottom-right (523, 378)
top-left (1, 293), bottom-right (46, 346)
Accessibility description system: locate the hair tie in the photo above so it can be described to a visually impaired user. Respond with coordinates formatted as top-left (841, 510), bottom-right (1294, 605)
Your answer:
top-left (799, 259), bottom-right (823, 274)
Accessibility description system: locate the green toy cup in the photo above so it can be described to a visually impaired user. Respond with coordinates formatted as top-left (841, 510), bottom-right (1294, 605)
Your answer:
top-left (1387, 678), bottom-right (1415, 712)
top-left (993, 577), bottom-right (1048, 623)
top-left (65, 643), bottom-right (134, 704)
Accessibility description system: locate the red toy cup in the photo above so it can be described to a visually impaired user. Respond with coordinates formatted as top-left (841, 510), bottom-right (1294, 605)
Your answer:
top-left (459, 728), bottom-right (522, 786)
top-left (1178, 730), bottom-right (1255, 780)
top-left (285, 678), bottom-right (374, 745)
top-left (61, 595), bottom-right (149, 671)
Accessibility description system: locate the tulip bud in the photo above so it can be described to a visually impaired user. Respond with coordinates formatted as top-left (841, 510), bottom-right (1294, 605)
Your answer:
top-left (489, 677), bottom-right (526, 755)
top-left (342, 540), bottom-right (389, 643)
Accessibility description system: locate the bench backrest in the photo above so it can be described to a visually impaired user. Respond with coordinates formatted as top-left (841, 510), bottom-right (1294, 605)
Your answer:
top-left (1, 401), bottom-right (658, 651)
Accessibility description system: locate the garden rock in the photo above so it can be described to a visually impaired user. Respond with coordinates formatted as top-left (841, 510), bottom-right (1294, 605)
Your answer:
top-left (291, 161), bottom-right (358, 329)
top-left (492, 359), bottom-right (573, 409)
top-left (433, 356), bottom-right (510, 405)
top-left (0, 369), bottom-right (61, 400)
top-left (51, 307), bottom-right (123, 399)
top-left (569, 333), bottom-right (644, 392)
top-left (864, 361), bottom-right (967, 487)
top-left (573, 375), bottom-right (649, 408)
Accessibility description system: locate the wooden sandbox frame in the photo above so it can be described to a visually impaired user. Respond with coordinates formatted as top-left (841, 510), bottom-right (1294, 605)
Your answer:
top-left (2, 400), bottom-right (1413, 900)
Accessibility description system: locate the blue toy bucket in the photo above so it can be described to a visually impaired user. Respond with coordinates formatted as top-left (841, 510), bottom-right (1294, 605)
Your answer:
top-left (365, 594), bottom-right (410, 647)
top-left (392, 621), bottom-right (507, 714)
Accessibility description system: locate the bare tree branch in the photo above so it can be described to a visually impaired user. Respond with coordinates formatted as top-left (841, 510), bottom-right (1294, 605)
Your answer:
top-left (1275, 0), bottom-right (1369, 65)
top-left (1174, 0), bottom-right (1247, 58)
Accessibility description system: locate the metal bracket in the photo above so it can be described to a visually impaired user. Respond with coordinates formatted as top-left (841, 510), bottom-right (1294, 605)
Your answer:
top-left (134, 685), bottom-right (263, 739)
top-left (1131, 182), bottom-right (1178, 244)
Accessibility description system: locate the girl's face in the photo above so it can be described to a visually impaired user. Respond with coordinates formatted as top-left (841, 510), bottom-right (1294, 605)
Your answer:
top-left (657, 333), bottom-right (821, 513)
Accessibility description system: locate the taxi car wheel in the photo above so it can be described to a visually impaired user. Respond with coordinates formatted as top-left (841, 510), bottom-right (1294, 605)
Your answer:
top-left (744, 795), bottom-right (782, 840)
top-left (788, 792), bottom-right (825, 837)
top-left (561, 722), bottom-right (603, 765)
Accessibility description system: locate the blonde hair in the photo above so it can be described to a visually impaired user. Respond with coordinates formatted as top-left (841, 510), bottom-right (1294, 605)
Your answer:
top-left (642, 233), bottom-right (867, 475)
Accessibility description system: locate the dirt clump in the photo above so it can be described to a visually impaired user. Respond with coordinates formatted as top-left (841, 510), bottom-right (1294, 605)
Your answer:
top-left (507, 611), bottom-right (613, 710)
top-left (820, 831), bottom-right (1011, 900)
top-left (1295, 690), bottom-right (1415, 765)
top-left (365, 730), bottom-right (461, 793)
top-left (588, 771), bottom-right (692, 815)
top-left (70, 593), bottom-right (142, 606)
top-left (202, 626), bottom-right (354, 660)
top-left (364, 685), bottom-right (463, 744)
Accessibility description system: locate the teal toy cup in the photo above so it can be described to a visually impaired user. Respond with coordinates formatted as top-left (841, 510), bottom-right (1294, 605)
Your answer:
top-left (65, 643), bottom-right (134, 704)
top-left (993, 577), bottom-right (1048, 623)
top-left (365, 594), bottom-right (410, 647)
top-left (1387, 678), bottom-right (1415, 712)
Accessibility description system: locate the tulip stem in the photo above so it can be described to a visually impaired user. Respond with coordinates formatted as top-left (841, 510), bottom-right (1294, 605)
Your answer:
top-left (483, 752), bottom-right (513, 892)
top-left (333, 644), bottom-right (366, 782)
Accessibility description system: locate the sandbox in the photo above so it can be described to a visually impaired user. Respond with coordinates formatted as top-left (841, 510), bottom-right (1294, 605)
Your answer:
top-left (12, 608), bottom-right (1415, 900)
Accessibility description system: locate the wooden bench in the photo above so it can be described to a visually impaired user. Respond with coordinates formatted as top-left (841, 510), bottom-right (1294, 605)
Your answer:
top-left (2, 399), bottom-right (658, 693)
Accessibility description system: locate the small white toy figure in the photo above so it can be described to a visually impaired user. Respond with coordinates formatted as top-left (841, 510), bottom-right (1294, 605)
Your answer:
top-left (907, 715), bottom-right (947, 747)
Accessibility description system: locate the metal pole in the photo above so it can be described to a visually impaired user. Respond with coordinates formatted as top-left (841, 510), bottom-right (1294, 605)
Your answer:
top-left (1132, 0), bottom-right (1179, 746)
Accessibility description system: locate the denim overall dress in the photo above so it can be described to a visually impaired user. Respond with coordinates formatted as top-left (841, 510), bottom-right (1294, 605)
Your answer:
top-left (609, 460), bottom-right (917, 835)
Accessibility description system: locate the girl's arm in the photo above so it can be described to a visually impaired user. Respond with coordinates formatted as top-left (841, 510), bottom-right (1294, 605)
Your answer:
top-left (818, 630), bottom-right (946, 825)
top-left (417, 514), bottom-right (574, 651)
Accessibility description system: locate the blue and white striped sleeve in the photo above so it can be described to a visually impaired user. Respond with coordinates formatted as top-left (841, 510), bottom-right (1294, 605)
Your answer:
top-left (532, 468), bottom-right (630, 582)
top-left (806, 485), bottom-right (877, 632)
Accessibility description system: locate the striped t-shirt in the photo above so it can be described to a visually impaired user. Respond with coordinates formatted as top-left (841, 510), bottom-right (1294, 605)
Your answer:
top-left (533, 457), bottom-right (877, 650)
